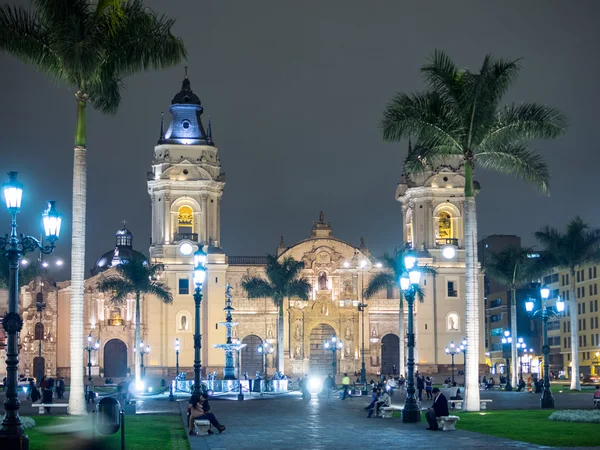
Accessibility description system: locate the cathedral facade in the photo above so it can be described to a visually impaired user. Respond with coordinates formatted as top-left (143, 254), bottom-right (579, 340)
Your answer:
top-left (0, 76), bottom-right (485, 381)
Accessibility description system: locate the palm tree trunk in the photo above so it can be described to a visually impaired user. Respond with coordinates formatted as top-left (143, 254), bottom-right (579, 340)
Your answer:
top-left (510, 287), bottom-right (518, 387)
top-left (463, 161), bottom-right (481, 411)
top-left (569, 280), bottom-right (580, 390)
top-left (68, 95), bottom-right (87, 415)
top-left (399, 296), bottom-right (405, 376)
top-left (135, 292), bottom-right (141, 386)
top-left (277, 301), bottom-right (284, 373)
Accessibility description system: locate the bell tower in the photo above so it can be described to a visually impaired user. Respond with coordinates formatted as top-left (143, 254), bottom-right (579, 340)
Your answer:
top-left (147, 71), bottom-right (227, 375)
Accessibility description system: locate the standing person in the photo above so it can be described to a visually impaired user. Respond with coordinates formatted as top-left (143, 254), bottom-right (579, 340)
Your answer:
top-left (27, 379), bottom-right (35, 400)
top-left (425, 388), bottom-right (449, 431)
top-left (341, 373), bottom-right (351, 400)
top-left (324, 375), bottom-right (335, 403)
top-left (56, 377), bottom-right (65, 399)
top-left (416, 375), bottom-right (425, 401)
top-left (188, 394), bottom-right (226, 435)
top-left (386, 375), bottom-right (396, 397)
top-left (425, 377), bottom-right (433, 400)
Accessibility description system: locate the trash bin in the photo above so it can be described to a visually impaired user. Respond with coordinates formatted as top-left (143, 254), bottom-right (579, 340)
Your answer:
top-left (97, 397), bottom-right (121, 435)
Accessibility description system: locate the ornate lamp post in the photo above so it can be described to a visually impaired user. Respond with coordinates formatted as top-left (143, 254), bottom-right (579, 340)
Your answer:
top-left (399, 252), bottom-right (422, 423)
top-left (516, 338), bottom-right (527, 382)
top-left (192, 247), bottom-right (207, 396)
top-left (136, 341), bottom-right (150, 380)
top-left (85, 333), bottom-right (100, 402)
top-left (359, 259), bottom-right (368, 385)
top-left (257, 342), bottom-right (274, 377)
top-left (501, 330), bottom-right (513, 391)
top-left (35, 291), bottom-right (46, 384)
top-left (445, 341), bottom-right (461, 385)
top-left (324, 335), bottom-right (343, 379)
top-left (0, 172), bottom-right (61, 450)
top-left (460, 338), bottom-right (467, 385)
top-left (526, 287), bottom-right (564, 408)
top-left (169, 338), bottom-right (180, 401)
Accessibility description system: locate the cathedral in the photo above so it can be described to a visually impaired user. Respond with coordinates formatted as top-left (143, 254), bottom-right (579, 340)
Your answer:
top-left (0, 74), bottom-right (485, 382)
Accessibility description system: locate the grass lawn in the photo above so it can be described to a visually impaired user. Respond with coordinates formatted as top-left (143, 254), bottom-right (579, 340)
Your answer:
top-left (26, 414), bottom-right (189, 450)
top-left (456, 410), bottom-right (599, 447)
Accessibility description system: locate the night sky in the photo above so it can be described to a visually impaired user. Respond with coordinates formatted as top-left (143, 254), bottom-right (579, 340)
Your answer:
top-left (0, 0), bottom-right (598, 280)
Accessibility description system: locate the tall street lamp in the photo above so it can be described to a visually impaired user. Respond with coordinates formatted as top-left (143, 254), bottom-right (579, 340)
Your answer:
top-left (86, 333), bottom-right (100, 402)
top-left (399, 252), bottom-right (422, 423)
top-left (0, 172), bottom-right (61, 450)
top-left (445, 341), bottom-right (461, 385)
top-left (516, 338), bottom-right (527, 381)
top-left (501, 330), bottom-right (513, 391)
top-left (35, 290), bottom-right (46, 385)
top-left (257, 342), bottom-right (274, 377)
top-left (324, 335), bottom-right (343, 380)
top-left (460, 338), bottom-right (467, 386)
top-left (193, 247), bottom-right (207, 397)
top-left (169, 338), bottom-right (181, 401)
top-left (526, 287), bottom-right (564, 408)
top-left (137, 342), bottom-right (150, 379)
top-left (359, 259), bottom-right (368, 385)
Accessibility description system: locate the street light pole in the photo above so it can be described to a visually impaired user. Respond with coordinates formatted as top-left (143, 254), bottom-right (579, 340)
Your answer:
top-left (170, 338), bottom-right (180, 401)
top-left (192, 247), bottom-right (207, 397)
top-left (86, 333), bottom-right (99, 402)
top-left (137, 342), bottom-right (150, 380)
top-left (460, 338), bottom-right (467, 386)
top-left (445, 341), bottom-right (460, 385)
top-left (400, 252), bottom-right (422, 423)
top-left (0, 172), bottom-right (61, 450)
top-left (359, 260), bottom-right (367, 385)
top-left (36, 291), bottom-right (46, 385)
top-left (501, 330), bottom-right (513, 391)
top-left (324, 336), bottom-right (343, 381)
top-left (516, 338), bottom-right (527, 383)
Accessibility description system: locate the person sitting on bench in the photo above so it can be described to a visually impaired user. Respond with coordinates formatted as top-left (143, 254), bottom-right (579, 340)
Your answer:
top-left (188, 393), bottom-right (226, 435)
top-left (425, 388), bottom-right (449, 431)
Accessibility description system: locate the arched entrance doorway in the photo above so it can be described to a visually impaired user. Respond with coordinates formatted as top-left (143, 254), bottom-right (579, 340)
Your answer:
top-left (33, 356), bottom-right (45, 379)
top-left (104, 339), bottom-right (127, 378)
top-left (381, 334), bottom-right (400, 375)
top-left (309, 324), bottom-right (335, 376)
top-left (241, 335), bottom-right (263, 378)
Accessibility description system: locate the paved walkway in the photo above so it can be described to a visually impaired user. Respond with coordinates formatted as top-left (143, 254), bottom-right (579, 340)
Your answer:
top-left (180, 392), bottom-right (553, 450)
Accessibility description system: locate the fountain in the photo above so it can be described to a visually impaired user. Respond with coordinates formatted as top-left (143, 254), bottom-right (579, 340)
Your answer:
top-left (213, 284), bottom-right (246, 380)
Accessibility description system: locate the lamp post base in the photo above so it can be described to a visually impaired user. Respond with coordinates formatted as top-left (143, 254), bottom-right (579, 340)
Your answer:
top-left (540, 390), bottom-right (554, 409)
top-left (402, 402), bottom-right (421, 423)
top-left (0, 431), bottom-right (29, 450)
top-left (504, 382), bottom-right (512, 391)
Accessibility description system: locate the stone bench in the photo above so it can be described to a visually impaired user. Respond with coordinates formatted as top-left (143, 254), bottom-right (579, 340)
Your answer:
top-left (380, 405), bottom-right (402, 419)
top-left (449, 399), bottom-right (492, 410)
top-left (593, 398), bottom-right (600, 409)
top-left (193, 419), bottom-right (211, 436)
top-left (38, 403), bottom-right (69, 414)
top-left (436, 415), bottom-right (460, 431)
top-left (480, 399), bottom-right (493, 410)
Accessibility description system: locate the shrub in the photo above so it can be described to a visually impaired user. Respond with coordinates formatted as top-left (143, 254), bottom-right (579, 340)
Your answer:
top-left (549, 410), bottom-right (600, 424)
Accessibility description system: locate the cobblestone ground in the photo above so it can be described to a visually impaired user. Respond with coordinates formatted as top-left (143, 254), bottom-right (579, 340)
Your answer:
top-left (180, 391), bottom-right (573, 450)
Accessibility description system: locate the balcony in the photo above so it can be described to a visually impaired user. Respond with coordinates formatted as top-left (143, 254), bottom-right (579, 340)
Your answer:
top-left (173, 232), bottom-right (198, 242)
top-left (436, 238), bottom-right (459, 247)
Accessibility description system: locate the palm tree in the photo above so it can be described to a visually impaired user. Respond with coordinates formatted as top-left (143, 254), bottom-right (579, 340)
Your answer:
top-left (364, 247), bottom-right (436, 377)
top-left (241, 255), bottom-right (311, 373)
top-left (0, 0), bottom-right (185, 414)
top-left (381, 50), bottom-right (567, 410)
top-left (484, 246), bottom-right (541, 388)
top-left (534, 217), bottom-right (600, 390)
top-left (97, 257), bottom-right (172, 388)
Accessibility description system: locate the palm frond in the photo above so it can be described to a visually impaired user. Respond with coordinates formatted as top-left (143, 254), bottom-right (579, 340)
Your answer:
top-left (475, 143), bottom-right (549, 194)
top-left (403, 140), bottom-right (462, 175)
top-left (0, 5), bottom-right (61, 76)
top-left (241, 276), bottom-right (274, 300)
top-left (420, 49), bottom-right (462, 104)
top-left (286, 279), bottom-right (311, 301)
top-left (88, 70), bottom-right (123, 114)
top-left (146, 281), bottom-right (173, 304)
top-left (97, 275), bottom-right (134, 303)
top-left (364, 272), bottom-right (395, 299)
top-left (481, 103), bottom-right (567, 149)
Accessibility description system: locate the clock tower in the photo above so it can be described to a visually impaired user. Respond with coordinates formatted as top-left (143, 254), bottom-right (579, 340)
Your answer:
top-left (147, 71), bottom-right (228, 374)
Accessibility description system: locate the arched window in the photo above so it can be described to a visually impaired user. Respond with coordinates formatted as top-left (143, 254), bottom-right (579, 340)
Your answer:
top-left (34, 322), bottom-right (44, 341)
top-left (437, 211), bottom-right (453, 244)
top-left (177, 206), bottom-right (194, 234)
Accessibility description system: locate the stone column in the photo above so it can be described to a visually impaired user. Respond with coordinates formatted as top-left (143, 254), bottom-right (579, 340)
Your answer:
top-left (201, 194), bottom-right (208, 244)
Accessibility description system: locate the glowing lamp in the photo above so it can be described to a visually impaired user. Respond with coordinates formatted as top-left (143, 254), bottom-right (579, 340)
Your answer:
top-left (404, 253), bottom-right (417, 270)
top-left (193, 265), bottom-right (206, 286)
top-left (175, 338), bottom-right (180, 351)
top-left (525, 299), bottom-right (535, 312)
top-left (87, 333), bottom-right (92, 344)
top-left (442, 245), bottom-right (456, 259)
top-left (145, 345), bottom-right (150, 353)
top-left (42, 200), bottom-right (62, 241)
top-left (324, 341), bottom-right (330, 349)
top-left (540, 286), bottom-right (550, 300)
top-left (194, 247), bottom-right (207, 267)
top-left (338, 340), bottom-right (344, 349)
top-left (94, 340), bottom-right (100, 350)
top-left (400, 275), bottom-right (410, 291)
top-left (331, 336), bottom-right (337, 343)
top-left (360, 260), bottom-right (367, 269)
top-left (556, 297), bottom-right (565, 312)
top-left (257, 346), bottom-right (263, 353)
top-left (3, 171), bottom-right (23, 212)
top-left (408, 269), bottom-right (421, 285)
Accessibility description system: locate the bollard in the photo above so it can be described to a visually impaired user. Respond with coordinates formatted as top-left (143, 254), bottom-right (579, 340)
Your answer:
top-left (120, 410), bottom-right (125, 450)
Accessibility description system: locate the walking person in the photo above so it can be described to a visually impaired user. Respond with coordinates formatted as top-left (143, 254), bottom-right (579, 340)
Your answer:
top-left (324, 375), bottom-right (335, 403)
top-left (341, 373), bottom-right (350, 400)
top-left (416, 375), bottom-right (424, 401)
top-left (425, 388), bottom-right (449, 431)
top-left (425, 377), bottom-right (433, 400)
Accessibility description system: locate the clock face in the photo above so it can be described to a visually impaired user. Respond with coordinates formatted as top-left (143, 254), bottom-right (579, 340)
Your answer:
top-left (179, 242), bottom-right (194, 256)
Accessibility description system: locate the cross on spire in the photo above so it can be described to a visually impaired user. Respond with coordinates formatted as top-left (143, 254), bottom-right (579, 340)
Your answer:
top-left (184, 66), bottom-right (188, 79)
top-left (122, 220), bottom-right (127, 228)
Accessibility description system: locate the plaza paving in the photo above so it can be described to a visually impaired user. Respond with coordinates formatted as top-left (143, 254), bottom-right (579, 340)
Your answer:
top-left (178, 390), bottom-right (597, 450)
